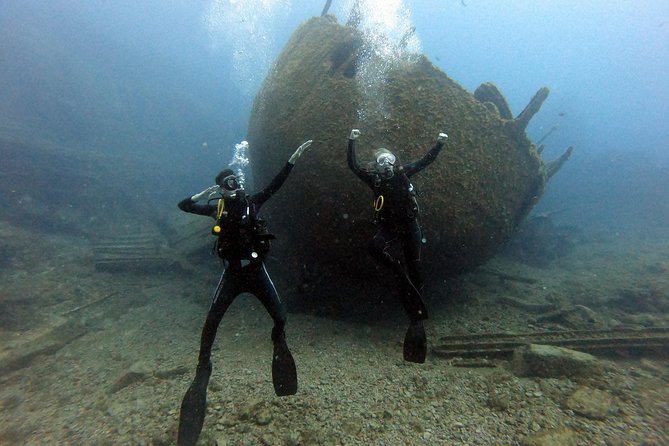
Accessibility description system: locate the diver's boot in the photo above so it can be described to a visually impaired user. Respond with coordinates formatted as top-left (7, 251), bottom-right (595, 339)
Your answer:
top-left (177, 361), bottom-right (212, 446)
top-left (403, 319), bottom-right (427, 364)
top-left (271, 327), bottom-right (298, 396)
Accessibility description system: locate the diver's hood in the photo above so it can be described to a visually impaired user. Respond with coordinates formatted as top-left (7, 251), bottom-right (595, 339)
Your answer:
top-left (374, 148), bottom-right (396, 166)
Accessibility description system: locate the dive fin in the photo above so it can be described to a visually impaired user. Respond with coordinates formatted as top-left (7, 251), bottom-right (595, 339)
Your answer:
top-left (177, 364), bottom-right (212, 446)
top-left (272, 340), bottom-right (298, 396)
top-left (403, 319), bottom-right (427, 363)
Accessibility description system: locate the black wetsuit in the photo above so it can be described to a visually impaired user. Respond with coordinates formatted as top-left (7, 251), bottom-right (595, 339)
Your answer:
top-left (176, 162), bottom-right (296, 446)
top-left (347, 138), bottom-right (444, 322)
top-left (177, 162), bottom-right (294, 363)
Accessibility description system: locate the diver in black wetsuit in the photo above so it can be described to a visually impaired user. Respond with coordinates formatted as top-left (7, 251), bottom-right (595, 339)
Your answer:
top-left (347, 128), bottom-right (447, 363)
top-left (176, 139), bottom-right (312, 446)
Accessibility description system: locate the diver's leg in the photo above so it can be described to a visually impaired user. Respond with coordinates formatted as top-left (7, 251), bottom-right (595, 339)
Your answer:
top-left (370, 226), bottom-right (426, 363)
top-left (369, 228), bottom-right (412, 283)
top-left (252, 262), bottom-right (297, 396)
top-left (404, 219), bottom-right (424, 295)
top-left (368, 228), bottom-right (400, 268)
top-left (403, 318), bottom-right (427, 364)
top-left (400, 221), bottom-right (428, 364)
top-left (374, 224), bottom-right (426, 318)
top-left (370, 227), bottom-right (418, 287)
top-left (178, 270), bottom-right (238, 446)
top-left (399, 220), bottom-right (427, 316)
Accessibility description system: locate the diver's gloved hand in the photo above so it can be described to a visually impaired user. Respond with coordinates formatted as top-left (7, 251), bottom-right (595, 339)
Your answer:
top-left (288, 139), bottom-right (313, 165)
top-left (437, 132), bottom-right (448, 144)
top-left (191, 185), bottom-right (221, 202)
top-left (349, 129), bottom-right (361, 140)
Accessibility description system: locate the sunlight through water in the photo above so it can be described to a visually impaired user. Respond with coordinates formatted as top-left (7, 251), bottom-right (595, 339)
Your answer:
top-left (341, 0), bottom-right (421, 121)
top-left (204, 0), bottom-right (292, 96)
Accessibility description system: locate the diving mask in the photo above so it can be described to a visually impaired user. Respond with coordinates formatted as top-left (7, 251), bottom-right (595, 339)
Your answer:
top-left (222, 175), bottom-right (240, 191)
top-left (221, 174), bottom-right (243, 198)
top-left (376, 152), bottom-right (396, 167)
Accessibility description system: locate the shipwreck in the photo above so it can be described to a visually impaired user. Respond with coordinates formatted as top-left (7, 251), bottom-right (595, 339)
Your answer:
top-left (245, 12), bottom-right (571, 309)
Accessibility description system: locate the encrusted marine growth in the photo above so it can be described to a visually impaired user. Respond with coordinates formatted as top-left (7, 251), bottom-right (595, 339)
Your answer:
top-left (246, 16), bottom-right (570, 307)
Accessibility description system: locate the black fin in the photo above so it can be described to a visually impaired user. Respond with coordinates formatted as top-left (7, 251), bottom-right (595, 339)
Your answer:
top-left (177, 364), bottom-right (212, 446)
top-left (403, 320), bottom-right (427, 363)
top-left (272, 341), bottom-right (298, 396)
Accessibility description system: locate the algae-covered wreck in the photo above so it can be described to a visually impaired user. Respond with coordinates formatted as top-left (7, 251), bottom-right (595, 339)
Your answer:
top-left (246, 13), bottom-right (570, 307)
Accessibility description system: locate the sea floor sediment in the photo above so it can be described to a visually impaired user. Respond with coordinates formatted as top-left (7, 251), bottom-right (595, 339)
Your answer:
top-left (0, 222), bottom-right (667, 445)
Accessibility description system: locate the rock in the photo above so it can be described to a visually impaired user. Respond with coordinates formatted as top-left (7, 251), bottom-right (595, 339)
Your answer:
top-left (216, 415), bottom-right (238, 428)
top-left (486, 384), bottom-right (510, 412)
top-left (284, 431), bottom-right (301, 446)
top-left (108, 361), bottom-right (153, 394)
top-left (154, 365), bottom-right (189, 380)
top-left (342, 418), bottom-right (362, 436)
top-left (520, 427), bottom-right (580, 446)
top-left (247, 16), bottom-right (558, 309)
top-left (512, 344), bottom-right (605, 379)
top-left (534, 305), bottom-right (605, 329)
top-left (564, 386), bottom-right (614, 420)
top-left (408, 420), bottom-right (425, 433)
top-left (254, 408), bottom-right (273, 426)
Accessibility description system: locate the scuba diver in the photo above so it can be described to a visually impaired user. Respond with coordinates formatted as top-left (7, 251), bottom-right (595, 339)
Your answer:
top-left (347, 128), bottom-right (447, 363)
top-left (176, 139), bottom-right (313, 446)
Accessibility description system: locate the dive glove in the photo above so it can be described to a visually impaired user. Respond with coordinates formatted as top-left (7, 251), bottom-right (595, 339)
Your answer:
top-left (191, 185), bottom-right (221, 202)
top-left (288, 140), bottom-right (313, 165)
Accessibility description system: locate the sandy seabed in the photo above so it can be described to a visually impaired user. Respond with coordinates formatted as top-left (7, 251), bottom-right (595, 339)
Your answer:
top-left (0, 221), bottom-right (667, 446)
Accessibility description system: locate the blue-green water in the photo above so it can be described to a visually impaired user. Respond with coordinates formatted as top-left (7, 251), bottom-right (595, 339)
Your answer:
top-left (1, 1), bottom-right (667, 444)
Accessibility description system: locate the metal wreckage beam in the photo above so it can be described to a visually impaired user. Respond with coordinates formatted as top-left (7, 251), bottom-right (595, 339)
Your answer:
top-left (92, 233), bottom-right (170, 271)
top-left (432, 327), bottom-right (669, 359)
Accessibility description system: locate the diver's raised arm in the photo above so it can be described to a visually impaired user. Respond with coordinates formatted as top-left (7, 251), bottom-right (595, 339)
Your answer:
top-left (191, 185), bottom-right (222, 202)
top-left (403, 131), bottom-right (448, 177)
top-left (347, 129), bottom-right (362, 171)
top-left (252, 139), bottom-right (312, 206)
top-left (288, 139), bottom-right (313, 165)
top-left (178, 185), bottom-right (221, 216)
top-left (348, 128), bottom-right (374, 185)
